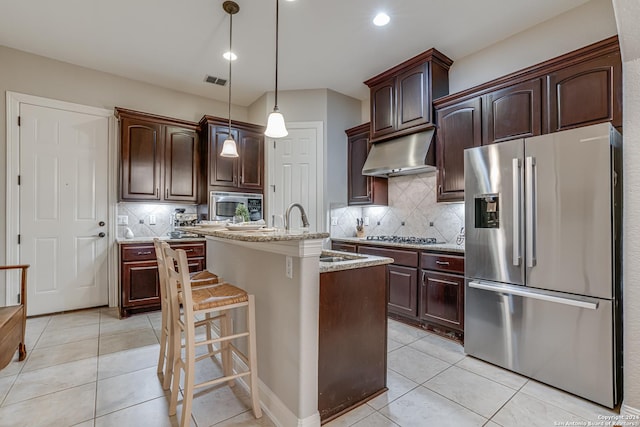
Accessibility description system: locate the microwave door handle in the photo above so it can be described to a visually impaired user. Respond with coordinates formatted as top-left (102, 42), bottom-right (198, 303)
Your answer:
top-left (525, 156), bottom-right (537, 268)
top-left (512, 158), bottom-right (521, 266)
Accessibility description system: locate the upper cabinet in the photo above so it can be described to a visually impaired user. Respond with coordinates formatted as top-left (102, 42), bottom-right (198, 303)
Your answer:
top-left (346, 123), bottom-right (388, 206)
top-left (433, 36), bottom-right (622, 202)
top-left (364, 49), bottom-right (453, 143)
top-left (117, 108), bottom-right (199, 203)
top-left (199, 116), bottom-right (265, 197)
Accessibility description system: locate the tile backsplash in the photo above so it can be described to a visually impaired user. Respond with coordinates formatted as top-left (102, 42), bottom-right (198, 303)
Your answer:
top-left (330, 172), bottom-right (465, 244)
top-left (116, 203), bottom-right (199, 239)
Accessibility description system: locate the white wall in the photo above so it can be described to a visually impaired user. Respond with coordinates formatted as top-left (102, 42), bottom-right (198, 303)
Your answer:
top-left (448, 0), bottom-right (618, 93)
top-left (0, 44), bottom-right (248, 303)
top-left (612, 0), bottom-right (640, 415)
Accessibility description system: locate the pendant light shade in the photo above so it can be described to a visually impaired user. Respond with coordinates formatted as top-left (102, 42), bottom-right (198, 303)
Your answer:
top-left (264, 0), bottom-right (288, 138)
top-left (221, 1), bottom-right (240, 158)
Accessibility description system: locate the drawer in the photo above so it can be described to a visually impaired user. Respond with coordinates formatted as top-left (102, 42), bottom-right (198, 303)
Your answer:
top-left (169, 242), bottom-right (206, 258)
top-left (358, 245), bottom-right (418, 268)
top-left (121, 245), bottom-right (156, 261)
top-left (331, 242), bottom-right (357, 253)
top-left (421, 252), bottom-right (464, 274)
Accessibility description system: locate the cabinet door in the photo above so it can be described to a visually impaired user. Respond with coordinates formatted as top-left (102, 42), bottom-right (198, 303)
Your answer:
top-left (548, 52), bottom-right (622, 132)
top-left (436, 97), bottom-right (482, 202)
top-left (209, 126), bottom-right (239, 188)
top-left (397, 63), bottom-right (430, 132)
top-left (388, 264), bottom-right (418, 318)
top-left (484, 79), bottom-right (542, 145)
top-left (370, 79), bottom-right (396, 140)
top-left (347, 126), bottom-right (388, 206)
top-left (164, 126), bottom-right (199, 202)
top-left (420, 271), bottom-right (464, 331)
top-left (238, 130), bottom-right (264, 191)
top-left (122, 260), bottom-right (160, 307)
top-left (120, 118), bottom-right (162, 201)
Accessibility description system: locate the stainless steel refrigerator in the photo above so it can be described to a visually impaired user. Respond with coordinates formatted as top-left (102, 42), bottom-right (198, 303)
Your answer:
top-left (464, 122), bottom-right (622, 408)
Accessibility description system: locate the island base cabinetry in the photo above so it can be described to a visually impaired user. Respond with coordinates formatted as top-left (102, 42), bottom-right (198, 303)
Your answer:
top-left (319, 265), bottom-right (388, 423)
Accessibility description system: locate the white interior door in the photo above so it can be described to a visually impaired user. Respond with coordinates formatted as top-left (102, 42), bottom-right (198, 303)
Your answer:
top-left (268, 123), bottom-right (323, 232)
top-left (20, 103), bottom-right (109, 315)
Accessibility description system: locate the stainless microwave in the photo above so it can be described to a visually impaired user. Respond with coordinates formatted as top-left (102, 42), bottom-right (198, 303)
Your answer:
top-left (209, 191), bottom-right (263, 221)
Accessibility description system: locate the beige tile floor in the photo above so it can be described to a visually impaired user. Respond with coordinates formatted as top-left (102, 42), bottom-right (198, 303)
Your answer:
top-left (0, 308), bottom-right (620, 427)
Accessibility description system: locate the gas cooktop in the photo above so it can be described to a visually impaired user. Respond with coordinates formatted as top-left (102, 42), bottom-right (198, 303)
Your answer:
top-left (365, 235), bottom-right (443, 245)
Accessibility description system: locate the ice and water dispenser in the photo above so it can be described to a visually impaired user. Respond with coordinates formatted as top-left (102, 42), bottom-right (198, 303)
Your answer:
top-left (474, 194), bottom-right (500, 229)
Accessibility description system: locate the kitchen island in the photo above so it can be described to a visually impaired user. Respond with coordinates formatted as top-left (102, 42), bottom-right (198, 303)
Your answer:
top-left (190, 227), bottom-right (392, 427)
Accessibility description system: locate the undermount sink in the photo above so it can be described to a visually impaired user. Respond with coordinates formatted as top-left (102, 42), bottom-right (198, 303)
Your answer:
top-left (319, 256), bottom-right (349, 263)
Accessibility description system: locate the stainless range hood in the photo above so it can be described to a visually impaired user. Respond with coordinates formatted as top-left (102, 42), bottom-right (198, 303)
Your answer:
top-left (362, 129), bottom-right (436, 177)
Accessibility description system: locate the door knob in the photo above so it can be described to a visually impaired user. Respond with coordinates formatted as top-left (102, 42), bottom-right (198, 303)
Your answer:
top-left (98, 221), bottom-right (106, 227)
top-left (97, 232), bottom-right (106, 238)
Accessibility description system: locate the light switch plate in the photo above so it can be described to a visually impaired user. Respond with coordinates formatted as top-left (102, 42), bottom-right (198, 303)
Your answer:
top-left (286, 256), bottom-right (293, 279)
top-left (149, 215), bottom-right (156, 225)
top-left (117, 215), bottom-right (128, 225)
top-left (364, 217), bottom-right (369, 226)
top-left (331, 217), bottom-right (338, 226)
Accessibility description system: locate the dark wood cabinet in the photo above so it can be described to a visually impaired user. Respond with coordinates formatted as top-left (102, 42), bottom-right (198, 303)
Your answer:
top-left (484, 79), bottom-right (543, 145)
top-left (433, 36), bottom-right (622, 203)
top-left (420, 253), bottom-right (465, 333)
top-left (120, 241), bottom-right (206, 317)
top-left (199, 117), bottom-right (265, 197)
top-left (435, 97), bottom-right (482, 202)
top-left (547, 51), bottom-right (622, 132)
top-left (318, 265), bottom-right (387, 422)
top-left (117, 108), bottom-right (199, 203)
top-left (358, 245), bottom-right (419, 318)
top-left (365, 49), bottom-right (452, 142)
top-left (346, 123), bottom-right (388, 206)
top-left (331, 242), bottom-right (357, 253)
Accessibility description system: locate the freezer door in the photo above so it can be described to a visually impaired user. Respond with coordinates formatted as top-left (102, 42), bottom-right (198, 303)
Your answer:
top-left (524, 123), bottom-right (614, 299)
top-left (465, 279), bottom-right (616, 408)
top-left (464, 139), bottom-right (525, 285)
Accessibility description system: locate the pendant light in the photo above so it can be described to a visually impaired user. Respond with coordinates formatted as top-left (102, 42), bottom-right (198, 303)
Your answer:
top-left (264, 0), bottom-right (288, 138)
top-left (220, 1), bottom-right (240, 158)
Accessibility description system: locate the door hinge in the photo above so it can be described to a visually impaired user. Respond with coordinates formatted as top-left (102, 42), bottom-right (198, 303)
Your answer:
top-left (273, 141), bottom-right (276, 149)
top-left (17, 116), bottom-right (21, 126)
top-left (17, 234), bottom-right (21, 244)
top-left (17, 175), bottom-right (21, 185)
top-left (17, 293), bottom-right (21, 304)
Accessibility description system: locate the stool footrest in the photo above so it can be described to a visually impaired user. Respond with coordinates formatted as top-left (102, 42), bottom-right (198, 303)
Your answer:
top-left (194, 370), bottom-right (251, 390)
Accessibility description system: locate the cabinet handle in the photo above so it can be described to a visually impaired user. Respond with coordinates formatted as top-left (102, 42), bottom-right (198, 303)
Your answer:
top-left (438, 185), bottom-right (443, 194)
top-left (156, 188), bottom-right (159, 197)
top-left (137, 251), bottom-right (152, 255)
top-left (166, 188), bottom-right (168, 198)
top-left (185, 249), bottom-right (194, 252)
top-left (422, 271), bottom-right (426, 286)
top-left (435, 260), bottom-right (450, 266)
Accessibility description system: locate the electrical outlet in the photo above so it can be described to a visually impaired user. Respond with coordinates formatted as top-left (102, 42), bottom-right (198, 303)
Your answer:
top-left (364, 217), bottom-right (369, 226)
top-left (149, 215), bottom-right (156, 225)
top-left (286, 256), bottom-right (293, 279)
top-left (331, 217), bottom-right (338, 226)
top-left (401, 221), bottom-right (406, 226)
top-left (117, 215), bottom-right (128, 225)
top-left (429, 221), bottom-right (434, 227)
top-left (139, 219), bottom-right (144, 224)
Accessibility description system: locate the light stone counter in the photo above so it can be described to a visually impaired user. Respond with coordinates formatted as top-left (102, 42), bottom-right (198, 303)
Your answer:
top-left (332, 237), bottom-right (465, 254)
top-left (319, 250), bottom-right (393, 273)
top-left (115, 236), bottom-right (205, 245)
top-left (185, 225), bottom-right (329, 242)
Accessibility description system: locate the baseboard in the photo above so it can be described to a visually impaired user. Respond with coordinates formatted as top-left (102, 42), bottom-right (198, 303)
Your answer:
top-left (229, 345), bottom-right (321, 427)
top-left (621, 402), bottom-right (640, 418)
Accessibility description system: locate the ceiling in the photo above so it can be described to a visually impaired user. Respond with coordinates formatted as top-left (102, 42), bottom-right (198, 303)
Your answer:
top-left (0, 0), bottom-right (592, 106)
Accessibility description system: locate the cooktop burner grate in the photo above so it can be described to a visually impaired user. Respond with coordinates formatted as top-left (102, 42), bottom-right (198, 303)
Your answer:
top-left (365, 235), bottom-right (441, 245)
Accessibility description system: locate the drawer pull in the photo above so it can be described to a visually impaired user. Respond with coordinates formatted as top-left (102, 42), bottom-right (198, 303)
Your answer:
top-left (435, 260), bottom-right (450, 266)
top-left (136, 251), bottom-right (152, 255)
top-left (185, 249), bottom-right (194, 252)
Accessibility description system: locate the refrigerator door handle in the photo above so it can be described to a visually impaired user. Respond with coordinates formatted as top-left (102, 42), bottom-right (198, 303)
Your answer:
top-left (468, 280), bottom-right (600, 310)
top-left (525, 156), bottom-right (537, 268)
top-left (512, 158), bottom-right (522, 266)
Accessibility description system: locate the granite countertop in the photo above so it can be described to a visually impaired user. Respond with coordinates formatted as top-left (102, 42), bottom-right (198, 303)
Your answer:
top-left (184, 226), bottom-right (330, 242)
top-left (319, 250), bottom-right (394, 273)
top-left (332, 237), bottom-right (465, 254)
top-left (116, 236), bottom-right (206, 245)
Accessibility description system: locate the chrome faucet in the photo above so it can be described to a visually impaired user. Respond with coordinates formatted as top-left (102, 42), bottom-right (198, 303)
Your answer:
top-left (284, 203), bottom-right (310, 231)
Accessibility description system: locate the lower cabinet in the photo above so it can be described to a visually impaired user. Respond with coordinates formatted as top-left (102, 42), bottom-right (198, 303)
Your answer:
top-left (120, 241), bottom-right (206, 317)
top-left (345, 241), bottom-right (465, 338)
top-left (420, 252), bottom-right (465, 333)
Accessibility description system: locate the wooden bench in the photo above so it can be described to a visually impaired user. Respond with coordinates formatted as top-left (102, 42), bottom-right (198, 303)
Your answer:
top-left (0, 265), bottom-right (29, 370)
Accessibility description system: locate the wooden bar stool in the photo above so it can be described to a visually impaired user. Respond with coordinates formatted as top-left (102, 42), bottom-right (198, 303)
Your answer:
top-left (163, 245), bottom-right (262, 427)
top-left (153, 239), bottom-right (220, 390)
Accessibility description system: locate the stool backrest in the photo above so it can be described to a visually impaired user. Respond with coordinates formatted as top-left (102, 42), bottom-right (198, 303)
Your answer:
top-left (163, 245), bottom-right (194, 320)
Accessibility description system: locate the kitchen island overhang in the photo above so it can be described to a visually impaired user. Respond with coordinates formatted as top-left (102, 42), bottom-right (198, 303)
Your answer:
top-left (192, 227), bottom-right (392, 427)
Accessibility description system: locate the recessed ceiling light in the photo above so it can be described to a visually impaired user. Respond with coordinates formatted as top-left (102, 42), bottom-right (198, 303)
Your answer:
top-left (373, 12), bottom-right (390, 26)
top-left (223, 51), bottom-right (237, 61)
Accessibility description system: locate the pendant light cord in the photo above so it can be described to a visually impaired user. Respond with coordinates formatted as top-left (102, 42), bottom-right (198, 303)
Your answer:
top-left (228, 9), bottom-right (233, 135)
top-left (274, 0), bottom-right (279, 109)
